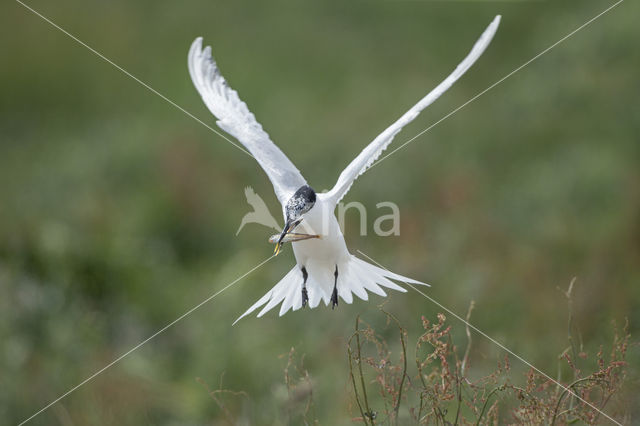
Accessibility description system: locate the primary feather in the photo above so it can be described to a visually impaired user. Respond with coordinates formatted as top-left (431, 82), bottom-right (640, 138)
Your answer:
top-left (324, 15), bottom-right (501, 206)
top-left (188, 38), bottom-right (307, 205)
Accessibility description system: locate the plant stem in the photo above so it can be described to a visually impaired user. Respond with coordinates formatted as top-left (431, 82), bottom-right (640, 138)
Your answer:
top-left (348, 331), bottom-right (369, 425)
top-left (475, 385), bottom-right (504, 426)
top-left (381, 309), bottom-right (408, 424)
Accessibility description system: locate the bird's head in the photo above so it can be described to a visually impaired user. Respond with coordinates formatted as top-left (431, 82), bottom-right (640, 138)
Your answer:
top-left (274, 185), bottom-right (316, 255)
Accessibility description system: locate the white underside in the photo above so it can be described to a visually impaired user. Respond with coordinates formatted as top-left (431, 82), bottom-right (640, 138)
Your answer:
top-left (233, 195), bottom-right (429, 324)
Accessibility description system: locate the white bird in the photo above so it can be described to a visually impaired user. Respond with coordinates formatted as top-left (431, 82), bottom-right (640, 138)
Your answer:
top-left (188, 16), bottom-right (501, 323)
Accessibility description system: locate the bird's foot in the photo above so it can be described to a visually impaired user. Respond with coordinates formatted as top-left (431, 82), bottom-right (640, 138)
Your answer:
top-left (331, 286), bottom-right (338, 309)
top-left (302, 287), bottom-right (308, 308)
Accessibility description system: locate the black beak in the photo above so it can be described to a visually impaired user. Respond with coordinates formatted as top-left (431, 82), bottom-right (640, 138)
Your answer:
top-left (274, 219), bottom-right (300, 256)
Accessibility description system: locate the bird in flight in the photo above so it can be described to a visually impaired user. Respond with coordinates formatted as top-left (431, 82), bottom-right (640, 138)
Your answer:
top-left (188, 16), bottom-right (501, 322)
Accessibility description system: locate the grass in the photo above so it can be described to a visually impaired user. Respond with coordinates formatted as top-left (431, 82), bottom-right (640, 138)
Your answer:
top-left (346, 308), bottom-right (629, 425)
top-left (194, 284), bottom-right (632, 424)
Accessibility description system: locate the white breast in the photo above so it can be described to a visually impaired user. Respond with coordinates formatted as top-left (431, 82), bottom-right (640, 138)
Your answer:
top-left (291, 197), bottom-right (350, 268)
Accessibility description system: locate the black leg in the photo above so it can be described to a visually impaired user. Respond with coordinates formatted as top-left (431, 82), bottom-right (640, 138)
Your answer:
top-left (301, 267), bottom-right (309, 308)
top-left (331, 265), bottom-right (339, 309)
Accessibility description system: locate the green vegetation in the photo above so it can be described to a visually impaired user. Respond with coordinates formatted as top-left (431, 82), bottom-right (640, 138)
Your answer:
top-left (2, 0), bottom-right (638, 423)
top-left (345, 305), bottom-right (629, 425)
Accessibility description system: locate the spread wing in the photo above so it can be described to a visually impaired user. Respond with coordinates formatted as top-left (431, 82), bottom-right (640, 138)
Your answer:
top-left (322, 16), bottom-right (501, 206)
top-left (188, 38), bottom-right (307, 206)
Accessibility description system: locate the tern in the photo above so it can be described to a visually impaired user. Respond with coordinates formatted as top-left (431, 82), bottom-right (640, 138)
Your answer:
top-left (188, 16), bottom-right (501, 322)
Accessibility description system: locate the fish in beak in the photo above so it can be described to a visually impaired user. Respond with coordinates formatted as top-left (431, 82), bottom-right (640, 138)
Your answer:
top-left (272, 219), bottom-right (319, 255)
top-left (269, 232), bottom-right (320, 244)
top-left (273, 219), bottom-right (299, 256)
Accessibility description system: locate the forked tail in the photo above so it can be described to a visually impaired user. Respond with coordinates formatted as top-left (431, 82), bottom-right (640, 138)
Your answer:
top-left (233, 255), bottom-right (428, 324)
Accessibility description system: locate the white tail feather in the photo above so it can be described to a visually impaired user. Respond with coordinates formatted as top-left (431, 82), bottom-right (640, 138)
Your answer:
top-left (257, 270), bottom-right (296, 317)
top-left (345, 264), bottom-right (369, 301)
top-left (309, 275), bottom-right (324, 308)
top-left (350, 261), bottom-right (387, 297)
top-left (233, 255), bottom-right (429, 324)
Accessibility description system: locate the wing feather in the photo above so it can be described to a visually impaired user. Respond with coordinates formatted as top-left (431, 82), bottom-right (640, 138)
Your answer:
top-left (188, 38), bottom-right (307, 205)
top-left (323, 16), bottom-right (501, 205)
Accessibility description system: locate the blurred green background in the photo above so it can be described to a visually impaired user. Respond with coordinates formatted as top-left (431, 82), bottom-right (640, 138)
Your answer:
top-left (1, 0), bottom-right (638, 424)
